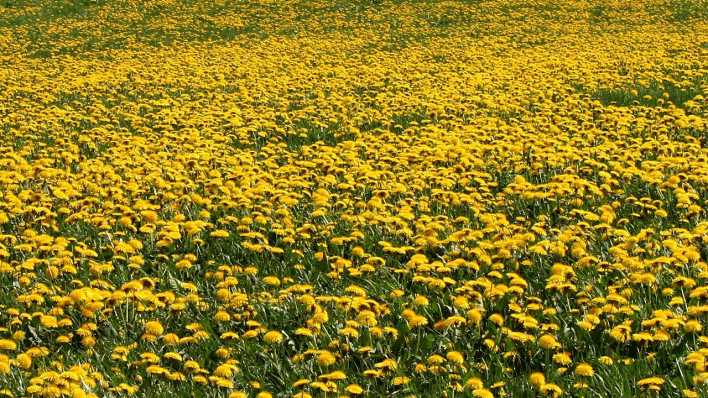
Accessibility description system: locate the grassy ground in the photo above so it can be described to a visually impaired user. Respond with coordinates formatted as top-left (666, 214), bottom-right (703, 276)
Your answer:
top-left (0, 1), bottom-right (707, 397)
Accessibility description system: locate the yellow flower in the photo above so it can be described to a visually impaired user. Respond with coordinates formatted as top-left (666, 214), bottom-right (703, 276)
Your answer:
top-left (637, 377), bottom-right (664, 390)
top-left (598, 356), bottom-right (614, 365)
top-left (146, 365), bottom-right (167, 375)
top-left (575, 363), bottom-right (594, 377)
top-left (392, 376), bottom-right (410, 385)
top-left (210, 230), bottom-right (230, 238)
top-left (39, 315), bottom-right (58, 328)
top-left (488, 314), bottom-right (504, 326)
top-left (319, 371), bottom-right (346, 381)
top-left (14, 353), bottom-right (31, 369)
top-left (0, 340), bottom-right (17, 351)
top-left (0, 360), bottom-right (10, 374)
top-left (446, 351), bottom-right (464, 365)
top-left (295, 328), bottom-right (314, 337)
top-left (214, 311), bottom-right (231, 322)
top-left (529, 372), bottom-right (545, 387)
top-left (351, 246), bottom-right (365, 257)
top-left (467, 308), bottom-right (483, 325)
top-left (213, 364), bottom-right (237, 378)
top-left (464, 377), bottom-right (484, 390)
top-left (345, 384), bottom-right (364, 395)
top-left (263, 276), bottom-right (281, 286)
top-left (374, 358), bottom-right (397, 371)
top-left (163, 333), bottom-right (179, 345)
top-left (292, 379), bottom-right (310, 388)
top-left (552, 352), bottom-right (572, 366)
top-left (263, 331), bottom-right (284, 344)
top-left (472, 388), bottom-right (494, 398)
top-left (538, 334), bottom-right (560, 350)
top-left (144, 321), bottom-right (164, 336)
top-left (413, 295), bottom-right (429, 307)
top-left (317, 351), bottom-right (337, 367)
top-left (11, 331), bottom-right (24, 342)
top-left (685, 320), bottom-right (702, 333)
top-left (540, 383), bottom-right (562, 398)
top-left (428, 354), bottom-right (445, 365)
top-left (164, 352), bottom-right (183, 361)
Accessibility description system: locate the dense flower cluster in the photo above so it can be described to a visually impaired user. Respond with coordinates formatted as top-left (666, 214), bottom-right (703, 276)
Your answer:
top-left (0, 0), bottom-right (706, 397)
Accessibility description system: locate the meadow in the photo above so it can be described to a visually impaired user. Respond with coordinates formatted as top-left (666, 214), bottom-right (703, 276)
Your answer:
top-left (0, 0), bottom-right (706, 397)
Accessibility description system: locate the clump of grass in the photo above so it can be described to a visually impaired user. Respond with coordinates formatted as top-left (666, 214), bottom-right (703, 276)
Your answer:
top-left (590, 78), bottom-right (705, 108)
top-left (284, 120), bottom-right (355, 150)
top-left (668, 0), bottom-right (708, 21)
top-left (589, 4), bottom-right (607, 23)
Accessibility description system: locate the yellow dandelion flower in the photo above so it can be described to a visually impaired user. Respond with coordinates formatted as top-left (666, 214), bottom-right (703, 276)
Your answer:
top-left (575, 363), bottom-right (594, 377)
top-left (263, 331), bottom-right (284, 344)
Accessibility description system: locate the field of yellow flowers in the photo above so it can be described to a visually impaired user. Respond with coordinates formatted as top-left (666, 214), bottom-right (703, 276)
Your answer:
top-left (0, 0), bottom-right (706, 397)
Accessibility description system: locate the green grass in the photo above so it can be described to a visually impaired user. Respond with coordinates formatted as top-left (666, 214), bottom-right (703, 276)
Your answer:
top-left (668, 0), bottom-right (708, 20)
top-left (587, 77), bottom-right (706, 109)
